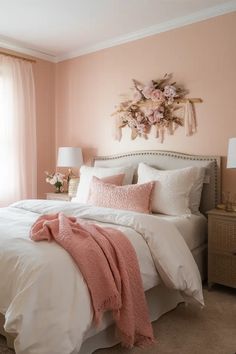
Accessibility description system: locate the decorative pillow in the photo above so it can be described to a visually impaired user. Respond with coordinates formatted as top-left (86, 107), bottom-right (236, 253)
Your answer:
top-left (86, 174), bottom-right (124, 206)
top-left (149, 165), bottom-right (205, 214)
top-left (87, 176), bottom-right (154, 214)
top-left (98, 174), bottom-right (125, 185)
top-left (73, 165), bottom-right (134, 203)
top-left (137, 163), bottom-right (198, 216)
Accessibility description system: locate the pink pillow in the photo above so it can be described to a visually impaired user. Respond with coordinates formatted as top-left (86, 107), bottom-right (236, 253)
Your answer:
top-left (99, 174), bottom-right (124, 185)
top-left (87, 174), bottom-right (124, 202)
top-left (87, 176), bottom-right (154, 214)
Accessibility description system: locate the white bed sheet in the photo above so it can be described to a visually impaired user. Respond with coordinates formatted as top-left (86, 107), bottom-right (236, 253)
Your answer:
top-left (153, 213), bottom-right (207, 251)
top-left (0, 200), bottom-right (204, 354)
top-left (84, 213), bottom-right (207, 342)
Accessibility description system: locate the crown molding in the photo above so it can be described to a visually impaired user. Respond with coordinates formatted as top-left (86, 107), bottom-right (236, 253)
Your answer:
top-left (0, 1), bottom-right (236, 63)
top-left (0, 38), bottom-right (57, 63)
top-left (57, 0), bottom-right (236, 62)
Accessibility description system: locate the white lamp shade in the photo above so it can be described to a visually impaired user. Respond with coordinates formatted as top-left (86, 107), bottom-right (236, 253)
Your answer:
top-left (227, 138), bottom-right (236, 168)
top-left (57, 147), bottom-right (83, 168)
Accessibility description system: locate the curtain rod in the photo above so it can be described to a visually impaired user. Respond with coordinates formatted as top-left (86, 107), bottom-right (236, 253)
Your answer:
top-left (0, 51), bottom-right (36, 63)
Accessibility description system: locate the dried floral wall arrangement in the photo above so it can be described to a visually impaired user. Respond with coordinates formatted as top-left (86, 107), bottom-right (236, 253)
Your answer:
top-left (112, 74), bottom-right (202, 143)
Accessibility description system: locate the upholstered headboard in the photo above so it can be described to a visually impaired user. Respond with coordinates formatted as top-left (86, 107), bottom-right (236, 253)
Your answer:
top-left (93, 150), bottom-right (221, 214)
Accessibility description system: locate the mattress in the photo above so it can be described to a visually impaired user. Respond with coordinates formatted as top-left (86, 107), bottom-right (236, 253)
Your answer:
top-left (153, 213), bottom-right (207, 251)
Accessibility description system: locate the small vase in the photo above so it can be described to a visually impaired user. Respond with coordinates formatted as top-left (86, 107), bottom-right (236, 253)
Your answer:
top-left (54, 183), bottom-right (62, 193)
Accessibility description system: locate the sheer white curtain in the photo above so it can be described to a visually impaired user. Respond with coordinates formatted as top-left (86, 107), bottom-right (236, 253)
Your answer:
top-left (0, 55), bottom-right (37, 206)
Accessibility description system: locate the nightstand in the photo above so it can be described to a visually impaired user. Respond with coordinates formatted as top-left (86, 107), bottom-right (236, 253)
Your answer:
top-left (46, 192), bottom-right (71, 201)
top-left (207, 209), bottom-right (236, 289)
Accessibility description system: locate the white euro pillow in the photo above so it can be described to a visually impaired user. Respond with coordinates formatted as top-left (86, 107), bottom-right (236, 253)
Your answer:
top-left (137, 163), bottom-right (201, 216)
top-left (73, 165), bottom-right (135, 204)
top-left (142, 164), bottom-right (206, 214)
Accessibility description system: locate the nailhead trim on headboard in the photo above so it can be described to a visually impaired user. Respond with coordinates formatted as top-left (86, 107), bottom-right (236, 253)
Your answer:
top-left (93, 150), bottom-right (221, 211)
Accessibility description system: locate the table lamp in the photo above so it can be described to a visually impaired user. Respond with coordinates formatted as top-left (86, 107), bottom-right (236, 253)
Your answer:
top-left (57, 147), bottom-right (83, 181)
top-left (226, 137), bottom-right (236, 211)
top-left (227, 138), bottom-right (236, 168)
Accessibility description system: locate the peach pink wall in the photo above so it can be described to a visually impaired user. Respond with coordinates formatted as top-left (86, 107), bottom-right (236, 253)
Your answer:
top-left (55, 12), bottom-right (236, 198)
top-left (34, 59), bottom-right (55, 198)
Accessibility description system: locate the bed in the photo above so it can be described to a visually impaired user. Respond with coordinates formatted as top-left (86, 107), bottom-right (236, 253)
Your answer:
top-left (0, 150), bottom-right (221, 354)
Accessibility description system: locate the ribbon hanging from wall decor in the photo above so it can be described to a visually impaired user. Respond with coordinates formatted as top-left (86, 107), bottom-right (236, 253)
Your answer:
top-left (184, 99), bottom-right (197, 136)
top-left (112, 74), bottom-right (202, 143)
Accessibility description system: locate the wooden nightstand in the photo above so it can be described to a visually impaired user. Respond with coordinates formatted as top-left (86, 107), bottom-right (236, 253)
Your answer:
top-left (207, 209), bottom-right (236, 289)
top-left (46, 192), bottom-right (71, 201)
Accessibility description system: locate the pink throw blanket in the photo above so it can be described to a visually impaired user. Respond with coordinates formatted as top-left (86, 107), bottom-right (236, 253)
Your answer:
top-left (30, 212), bottom-right (154, 348)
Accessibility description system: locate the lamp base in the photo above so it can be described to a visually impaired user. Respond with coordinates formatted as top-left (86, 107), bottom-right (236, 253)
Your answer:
top-left (68, 177), bottom-right (80, 198)
top-left (225, 200), bottom-right (234, 212)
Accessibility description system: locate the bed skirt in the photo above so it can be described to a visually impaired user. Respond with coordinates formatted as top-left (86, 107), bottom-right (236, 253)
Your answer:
top-left (0, 284), bottom-right (183, 354)
top-left (0, 243), bottom-right (206, 354)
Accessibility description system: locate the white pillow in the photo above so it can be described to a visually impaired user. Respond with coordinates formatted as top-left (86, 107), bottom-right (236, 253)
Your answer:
top-left (145, 165), bottom-right (205, 214)
top-left (73, 165), bottom-right (135, 203)
top-left (137, 163), bottom-right (199, 216)
top-left (188, 167), bottom-right (206, 214)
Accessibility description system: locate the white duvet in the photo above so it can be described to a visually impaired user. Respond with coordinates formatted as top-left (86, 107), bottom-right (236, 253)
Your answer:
top-left (0, 200), bottom-right (204, 354)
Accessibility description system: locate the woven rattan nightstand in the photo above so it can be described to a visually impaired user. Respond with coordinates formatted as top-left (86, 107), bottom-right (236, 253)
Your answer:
top-left (207, 209), bottom-right (236, 289)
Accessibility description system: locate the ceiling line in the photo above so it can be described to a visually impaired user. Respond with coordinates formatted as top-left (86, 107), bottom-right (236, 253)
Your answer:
top-left (57, 0), bottom-right (236, 62)
top-left (0, 0), bottom-right (235, 64)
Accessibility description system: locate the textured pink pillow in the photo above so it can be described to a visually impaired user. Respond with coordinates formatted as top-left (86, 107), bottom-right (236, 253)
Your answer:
top-left (87, 174), bottom-right (124, 202)
top-left (87, 176), bottom-right (154, 214)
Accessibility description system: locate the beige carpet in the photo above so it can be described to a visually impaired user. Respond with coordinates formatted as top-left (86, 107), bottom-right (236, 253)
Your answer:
top-left (0, 286), bottom-right (235, 354)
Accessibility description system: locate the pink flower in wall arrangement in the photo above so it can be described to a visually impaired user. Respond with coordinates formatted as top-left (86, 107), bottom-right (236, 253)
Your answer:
top-left (153, 108), bottom-right (164, 122)
top-left (147, 114), bottom-right (157, 125)
top-left (150, 89), bottom-right (165, 103)
top-left (163, 85), bottom-right (177, 98)
top-left (112, 73), bottom-right (202, 142)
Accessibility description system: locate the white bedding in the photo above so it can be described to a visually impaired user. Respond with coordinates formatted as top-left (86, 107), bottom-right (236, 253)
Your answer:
top-left (0, 200), bottom-right (203, 354)
top-left (153, 213), bottom-right (207, 251)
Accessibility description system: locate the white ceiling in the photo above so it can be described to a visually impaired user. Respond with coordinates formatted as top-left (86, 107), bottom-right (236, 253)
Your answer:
top-left (0, 0), bottom-right (235, 62)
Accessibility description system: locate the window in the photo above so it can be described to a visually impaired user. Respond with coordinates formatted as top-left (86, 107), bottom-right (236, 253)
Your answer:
top-left (0, 55), bottom-right (37, 206)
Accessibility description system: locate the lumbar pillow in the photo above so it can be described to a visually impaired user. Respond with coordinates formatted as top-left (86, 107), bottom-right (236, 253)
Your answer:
top-left (137, 163), bottom-right (199, 216)
top-left (73, 165), bottom-right (134, 203)
top-left (87, 176), bottom-right (154, 214)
